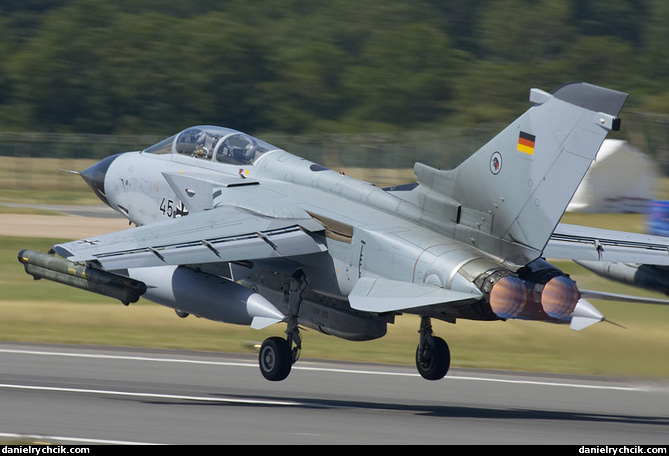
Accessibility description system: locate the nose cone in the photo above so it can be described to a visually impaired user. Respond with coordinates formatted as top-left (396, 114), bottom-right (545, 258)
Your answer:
top-left (80, 153), bottom-right (121, 207)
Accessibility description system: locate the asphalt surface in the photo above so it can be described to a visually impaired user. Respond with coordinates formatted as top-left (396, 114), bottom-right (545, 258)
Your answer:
top-left (1, 342), bottom-right (668, 445)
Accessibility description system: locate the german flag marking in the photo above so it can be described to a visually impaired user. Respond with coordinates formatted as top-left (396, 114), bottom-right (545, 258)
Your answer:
top-left (517, 131), bottom-right (535, 155)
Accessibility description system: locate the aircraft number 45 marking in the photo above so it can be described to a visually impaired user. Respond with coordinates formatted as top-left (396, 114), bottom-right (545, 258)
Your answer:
top-left (159, 197), bottom-right (189, 218)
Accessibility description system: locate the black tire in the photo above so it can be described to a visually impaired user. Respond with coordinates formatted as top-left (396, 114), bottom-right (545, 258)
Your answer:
top-left (259, 337), bottom-right (292, 381)
top-left (415, 336), bottom-right (450, 381)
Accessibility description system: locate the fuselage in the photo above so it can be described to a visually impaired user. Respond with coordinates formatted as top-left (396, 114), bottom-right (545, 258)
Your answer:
top-left (87, 127), bottom-right (505, 337)
top-left (79, 125), bottom-right (590, 340)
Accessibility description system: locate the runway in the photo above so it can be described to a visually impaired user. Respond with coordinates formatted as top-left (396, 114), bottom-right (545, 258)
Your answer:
top-left (1, 342), bottom-right (668, 445)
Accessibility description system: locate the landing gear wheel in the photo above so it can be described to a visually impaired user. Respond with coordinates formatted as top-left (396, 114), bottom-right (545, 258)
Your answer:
top-left (416, 336), bottom-right (450, 381)
top-left (259, 337), bottom-right (292, 381)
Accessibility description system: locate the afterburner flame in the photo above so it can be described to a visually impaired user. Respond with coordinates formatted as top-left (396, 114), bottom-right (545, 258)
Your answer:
top-left (540, 275), bottom-right (580, 319)
top-left (488, 272), bottom-right (580, 322)
top-left (489, 275), bottom-right (528, 319)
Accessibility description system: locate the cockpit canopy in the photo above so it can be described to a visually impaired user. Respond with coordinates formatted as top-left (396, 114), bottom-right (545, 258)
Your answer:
top-left (143, 126), bottom-right (281, 166)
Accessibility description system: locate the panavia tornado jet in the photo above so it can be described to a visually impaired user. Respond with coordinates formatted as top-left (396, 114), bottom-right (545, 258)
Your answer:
top-left (18, 82), bottom-right (669, 381)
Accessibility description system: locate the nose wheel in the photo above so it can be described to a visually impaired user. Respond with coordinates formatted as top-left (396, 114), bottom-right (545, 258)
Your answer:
top-left (416, 316), bottom-right (450, 380)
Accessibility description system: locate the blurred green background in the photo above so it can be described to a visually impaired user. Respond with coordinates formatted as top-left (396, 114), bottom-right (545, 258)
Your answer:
top-left (0, 1), bottom-right (668, 139)
top-left (1, 1), bottom-right (669, 172)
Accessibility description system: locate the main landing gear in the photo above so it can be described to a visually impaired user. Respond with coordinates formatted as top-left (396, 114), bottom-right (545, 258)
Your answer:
top-left (258, 270), bottom-right (307, 381)
top-left (416, 316), bottom-right (451, 380)
top-left (258, 327), bottom-right (301, 381)
top-left (258, 273), bottom-right (451, 382)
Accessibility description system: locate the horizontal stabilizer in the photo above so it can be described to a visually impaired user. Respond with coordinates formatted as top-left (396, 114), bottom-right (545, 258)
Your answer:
top-left (546, 223), bottom-right (669, 265)
top-left (348, 277), bottom-right (482, 313)
top-left (579, 289), bottom-right (669, 306)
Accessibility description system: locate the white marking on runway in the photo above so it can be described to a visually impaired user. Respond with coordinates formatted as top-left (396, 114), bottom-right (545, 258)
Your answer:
top-left (0, 432), bottom-right (160, 445)
top-left (0, 382), bottom-right (304, 406)
top-left (0, 347), bottom-right (647, 392)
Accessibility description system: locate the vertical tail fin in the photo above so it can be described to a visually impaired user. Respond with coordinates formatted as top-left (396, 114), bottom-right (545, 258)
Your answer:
top-left (415, 82), bottom-right (628, 264)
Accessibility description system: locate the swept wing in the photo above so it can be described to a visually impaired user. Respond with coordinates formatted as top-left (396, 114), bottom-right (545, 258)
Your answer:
top-left (53, 205), bottom-right (327, 270)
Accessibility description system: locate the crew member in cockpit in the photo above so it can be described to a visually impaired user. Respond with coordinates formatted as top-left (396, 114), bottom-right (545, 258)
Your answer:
top-left (193, 131), bottom-right (217, 159)
top-left (219, 134), bottom-right (258, 165)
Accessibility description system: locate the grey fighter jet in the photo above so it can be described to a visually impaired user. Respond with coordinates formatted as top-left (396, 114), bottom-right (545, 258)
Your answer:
top-left (18, 82), bottom-right (669, 381)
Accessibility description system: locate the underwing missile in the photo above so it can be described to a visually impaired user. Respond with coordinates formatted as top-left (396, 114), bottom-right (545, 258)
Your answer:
top-left (17, 249), bottom-right (146, 305)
